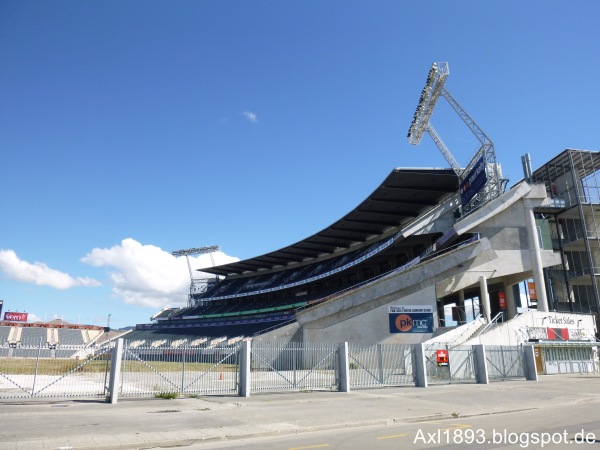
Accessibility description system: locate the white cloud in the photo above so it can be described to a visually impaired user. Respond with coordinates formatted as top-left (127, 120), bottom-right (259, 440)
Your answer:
top-left (242, 111), bottom-right (258, 123)
top-left (81, 238), bottom-right (238, 310)
top-left (0, 249), bottom-right (101, 290)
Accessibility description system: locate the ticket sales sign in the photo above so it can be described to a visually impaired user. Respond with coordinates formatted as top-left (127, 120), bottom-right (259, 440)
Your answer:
top-left (389, 305), bottom-right (434, 333)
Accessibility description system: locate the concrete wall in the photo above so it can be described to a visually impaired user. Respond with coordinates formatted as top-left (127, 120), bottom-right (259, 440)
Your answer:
top-left (253, 321), bottom-right (302, 344)
top-left (302, 285), bottom-right (438, 344)
top-left (465, 310), bottom-right (597, 346)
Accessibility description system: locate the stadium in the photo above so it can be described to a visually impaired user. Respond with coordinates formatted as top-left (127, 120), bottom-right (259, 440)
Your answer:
top-left (124, 63), bottom-right (600, 350)
top-left (1, 63), bottom-right (599, 376)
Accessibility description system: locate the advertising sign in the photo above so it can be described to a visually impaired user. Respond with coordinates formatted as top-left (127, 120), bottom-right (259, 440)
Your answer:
top-left (3, 312), bottom-right (28, 322)
top-left (389, 305), bottom-right (434, 333)
top-left (460, 155), bottom-right (487, 205)
top-left (528, 282), bottom-right (537, 300)
top-left (498, 291), bottom-right (506, 309)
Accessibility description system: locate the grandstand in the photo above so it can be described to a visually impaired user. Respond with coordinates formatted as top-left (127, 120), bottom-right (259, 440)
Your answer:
top-left (0, 321), bottom-right (104, 359)
top-left (136, 167), bottom-right (477, 339)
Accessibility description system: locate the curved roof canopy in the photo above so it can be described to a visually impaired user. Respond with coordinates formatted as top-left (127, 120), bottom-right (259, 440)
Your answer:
top-left (201, 168), bottom-right (459, 277)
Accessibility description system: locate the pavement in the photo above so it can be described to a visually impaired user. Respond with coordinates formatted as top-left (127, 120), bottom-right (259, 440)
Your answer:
top-left (1, 374), bottom-right (600, 450)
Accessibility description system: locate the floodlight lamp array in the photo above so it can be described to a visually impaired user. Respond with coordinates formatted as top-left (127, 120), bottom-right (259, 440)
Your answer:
top-left (407, 62), bottom-right (449, 145)
top-left (172, 245), bottom-right (220, 257)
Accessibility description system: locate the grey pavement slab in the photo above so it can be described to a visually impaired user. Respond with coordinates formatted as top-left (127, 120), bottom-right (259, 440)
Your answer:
top-left (0, 374), bottom-right (599, 449)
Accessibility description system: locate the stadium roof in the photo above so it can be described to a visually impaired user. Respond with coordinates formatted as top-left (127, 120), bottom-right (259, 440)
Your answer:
top-left (201, 168), bottom-right (459, 277)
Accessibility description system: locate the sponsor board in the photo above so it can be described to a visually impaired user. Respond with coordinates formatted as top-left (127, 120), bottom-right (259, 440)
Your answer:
top-left (3, 312), bottom-right (28, 322)
top-left (389, 305), bottom-right (434, 333)
top-left (460, 155), bottom-right (487, 205)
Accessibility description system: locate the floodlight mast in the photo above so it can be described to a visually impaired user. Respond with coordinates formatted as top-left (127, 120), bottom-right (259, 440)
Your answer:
top-left (407, 62), bottom-right (503, 214)
top-left (172, 245), bottom-right (220, 307)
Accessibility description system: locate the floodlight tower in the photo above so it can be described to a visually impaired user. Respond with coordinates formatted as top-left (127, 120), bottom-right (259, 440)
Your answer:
top-left (407, 62), bottom-right (503, 215)
top-left (172, 245), bottom-right (220, 307)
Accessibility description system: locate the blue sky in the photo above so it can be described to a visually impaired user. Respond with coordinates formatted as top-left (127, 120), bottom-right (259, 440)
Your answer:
top-left (1, 1), bottom-right (599, 328)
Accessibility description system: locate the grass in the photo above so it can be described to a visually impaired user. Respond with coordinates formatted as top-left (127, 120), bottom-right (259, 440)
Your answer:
top-left (155, 391), bottom-right (179, 399)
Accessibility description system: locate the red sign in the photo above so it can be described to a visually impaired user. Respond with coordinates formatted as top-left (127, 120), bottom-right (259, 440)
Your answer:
top-left (3, 312), bottom-right (28, 322)
top-left (436, 349), bottom-right (449, 366)
top-left (528, 282), bottom-right (537, 300)
top-left (498, 291), bottom-right (506, 309)
top-left (547, 328), bottom-right (569, 341)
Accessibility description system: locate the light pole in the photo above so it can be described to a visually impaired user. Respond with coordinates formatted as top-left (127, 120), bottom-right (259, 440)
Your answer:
top-left (107, 313), bottom-right (112, 329)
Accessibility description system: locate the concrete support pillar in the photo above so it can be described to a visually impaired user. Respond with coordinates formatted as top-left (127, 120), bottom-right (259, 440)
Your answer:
top-left (238, 340), bottom-right (251, 397)
top-left (413, 343), bottom-right (428, 388)
top-left (108, 338), bottom-right (124, 404)
top-left (479, 275), bottom-right (491, 323)
top-left (524, 200), bottom-right (549, 312)
top-left (338, 342), bottom-right (350, 392)
top-left (473, 345), bottom-right (489, 384)
top-left (523, 345), bottom-right (539, 381)
top-left (504, 282), bottom-right (517, 320)
top-left (457, 290), bottom-right (467, 324)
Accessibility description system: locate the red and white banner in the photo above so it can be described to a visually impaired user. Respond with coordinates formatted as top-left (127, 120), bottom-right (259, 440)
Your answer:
top-left (3, 312), bottom-right (28, 322)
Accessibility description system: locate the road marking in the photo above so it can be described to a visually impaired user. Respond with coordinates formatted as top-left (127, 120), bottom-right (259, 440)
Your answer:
top-left (376, 433), bottom-right (409, 440)
top-left (289, 445), bottom-right (330, 450)
top-left (440, 424), bottom-right (472, 430)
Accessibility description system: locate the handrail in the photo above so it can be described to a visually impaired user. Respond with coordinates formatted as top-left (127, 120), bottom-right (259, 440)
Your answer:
top-left (448, 313), bottom-right (482, 347)
top-left (476, 311), bottom-right (505, 337)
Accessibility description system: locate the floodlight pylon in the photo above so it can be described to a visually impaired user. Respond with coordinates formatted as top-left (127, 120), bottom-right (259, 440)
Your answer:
top-left (172, 245), bottom-right (220, 307)
top-left (407, 62), bottom-right (503, 215)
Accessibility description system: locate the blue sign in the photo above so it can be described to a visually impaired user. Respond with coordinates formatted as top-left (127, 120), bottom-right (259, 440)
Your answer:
top-left (460, 155), bottom-right (487, 205)
top-left (389, 312), bottom-right (434, 334)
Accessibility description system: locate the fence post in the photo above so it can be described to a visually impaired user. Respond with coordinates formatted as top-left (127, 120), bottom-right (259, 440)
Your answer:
top-left (523, 345), bottom-right (538, 381)
top-left (338, 342), bottom-right (350, 392)
top-left (473, 345), bottom-right (489, 384)
top-left (413, 343), bottom-right (428, 388)
top-left (239, 340), bottom-right (251, 397)
top-left (108, 338), bottom-right (124, 404)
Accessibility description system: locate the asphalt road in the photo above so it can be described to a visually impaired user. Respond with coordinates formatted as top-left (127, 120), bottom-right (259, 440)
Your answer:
top-left (188, 400), bottom-right (600, 449)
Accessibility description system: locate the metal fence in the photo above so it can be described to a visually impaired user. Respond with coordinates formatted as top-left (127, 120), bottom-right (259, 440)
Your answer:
top-left (250, 341), bottom-right (339, 392)
top-left (2, 338), bottom-right (598, 401)
top-left (348, 343), bottom-right (414, 388)
top-left (0, 339), bottom-right (110, 399)
top-left (486, 345), bottom-right (526, 380)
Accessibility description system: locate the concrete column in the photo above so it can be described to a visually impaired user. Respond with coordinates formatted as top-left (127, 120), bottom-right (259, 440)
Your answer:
top-left (473, 345), bottom-right (489, 384)
top-left (413, 343), bottom-right (428, 388)
top-left (480, 275), bottom-right (491, 323)
top-left (504, 282), bottom-right (517, 320)
top-left (524, 200), bottom-right (549, 312)
top-left (457, 290), bottom-right (467, 324)
top-left (523, 345), bottom-right (539, 381)
top-left (238, 340), bottom-right (251, 397)
top-left (338, 342), bottom-right (350, 392)
top-left (108, 338), bottom-right (124, 404)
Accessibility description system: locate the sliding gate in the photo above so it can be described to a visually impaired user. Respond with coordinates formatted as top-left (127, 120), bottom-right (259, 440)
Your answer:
top-left (425, 344), bottom-right (478, 384)
top-left (117, 339), bottom-right (240, 397)
top-left (348, 343), bottom-right (414, 388)
top-left (485, 345), bottom-right (526, 380)
top-left (250, 341), bottom-right (338, 392)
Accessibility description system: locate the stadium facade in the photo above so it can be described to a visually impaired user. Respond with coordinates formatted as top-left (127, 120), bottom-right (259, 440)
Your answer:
top-left (133, 148), bottom-right (599, 348)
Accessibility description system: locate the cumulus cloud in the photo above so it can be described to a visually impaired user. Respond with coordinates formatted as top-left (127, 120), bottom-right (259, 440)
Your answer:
top-left (242, 111), bottom-right (258, 123)
top-left (81, 238), bottom-right (238, 310)
top-left (0, 250), bottom-right (101, 290)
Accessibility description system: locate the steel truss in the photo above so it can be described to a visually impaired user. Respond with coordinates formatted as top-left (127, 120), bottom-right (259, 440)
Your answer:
top-left (407, 62), bottom-right (504, 216)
